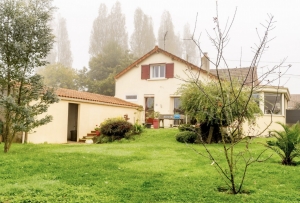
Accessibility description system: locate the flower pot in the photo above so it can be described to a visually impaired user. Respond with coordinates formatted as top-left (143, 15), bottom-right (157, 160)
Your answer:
top-left (153, 119), bottom-right (159, 129)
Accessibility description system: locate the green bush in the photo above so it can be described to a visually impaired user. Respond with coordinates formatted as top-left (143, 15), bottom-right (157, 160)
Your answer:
top-left (175, 131), bottom-right (198, 143)
top-left (95, 135), bottom-right (111, 144)
top-left (100, 117), bottom-right (133, 140)
top-left (131, 123), bottom-right (144, 135)
top-left (178, 124), bottom-right (195, 132)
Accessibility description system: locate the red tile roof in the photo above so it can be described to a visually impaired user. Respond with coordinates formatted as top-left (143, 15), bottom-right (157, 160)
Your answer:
top-left (115, 45), bottom-right (216, 79)
top-left (56, 88), bottom-right (141, 108)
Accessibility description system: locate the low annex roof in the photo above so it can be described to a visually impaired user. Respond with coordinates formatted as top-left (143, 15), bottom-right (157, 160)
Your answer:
top-left (288, 94), bottom-right (300, 109)
top-left (209, 67), bottom-right (259, 86)
top-left (56, 88), bottom-right (140, 108)
top-left (115, 45), bottom-right (216, 79)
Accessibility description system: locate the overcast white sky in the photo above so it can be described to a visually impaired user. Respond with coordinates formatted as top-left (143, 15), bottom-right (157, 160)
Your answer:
top-left (52, 0), bottom-right (300, 94)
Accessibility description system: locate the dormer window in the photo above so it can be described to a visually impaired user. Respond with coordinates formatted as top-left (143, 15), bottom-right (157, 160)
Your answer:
top-left (151, 64), bottom-right (165, 78)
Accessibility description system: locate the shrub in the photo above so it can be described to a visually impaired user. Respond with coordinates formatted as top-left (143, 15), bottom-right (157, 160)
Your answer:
top-left (175, 131), bottom-right (198, 143)
top-left (131, 123), bottom-right (144, 135)
top-left (178, 124), bottom-right (195, 132)
top-left (100, 117), bottom-right (133, 140)
top-left (266, 122), bottom-right (300, 165)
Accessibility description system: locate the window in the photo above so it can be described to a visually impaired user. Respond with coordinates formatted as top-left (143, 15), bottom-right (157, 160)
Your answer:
top-left (125, 95), bottom-right (137, 100)
top-left (145, 97), bottom-right (154, 124)
top-left (151, 64), bottom-right (165, 78)
top-left (141, 63), bottom-right (174, 79)
top-left (252, 93), bottom-right (260, 106)
top-left (264, 93), bottom-right (282, 115)
top-left (173, 97), bottom-right (184, 125)
top-left (174, 97), bottom-right (184, 114)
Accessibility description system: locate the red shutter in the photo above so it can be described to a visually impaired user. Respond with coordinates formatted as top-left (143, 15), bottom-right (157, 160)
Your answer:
top-left (166, 63), bottom-right (174, 78)
top-left (141, 65), bottom-right (150, 79)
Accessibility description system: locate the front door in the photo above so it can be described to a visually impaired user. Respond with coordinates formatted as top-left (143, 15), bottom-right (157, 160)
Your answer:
top-left (145, 97), bottom-right (154, 124)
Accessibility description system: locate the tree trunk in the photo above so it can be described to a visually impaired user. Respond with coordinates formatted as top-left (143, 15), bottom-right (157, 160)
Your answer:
top-left (4, 140), bottom-right (10, 153)
top-left (207, 126), bottom-right (214, 143)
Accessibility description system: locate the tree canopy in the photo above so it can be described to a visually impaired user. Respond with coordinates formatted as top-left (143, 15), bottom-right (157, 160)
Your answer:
top-left (89, 2), bottom-right (128, 57)
top-left (130, 7), bottom-right (156, 58)
top-left (158, 10), bottom-right (182, 57)
top-left (178, 80), bottom-right (262, 128)
top-left (37, 63), bottom-right (78, 89)
top-left (0, 0), bottom-right (59, 153)
top-left (87, 41), bottom-right (135, 96)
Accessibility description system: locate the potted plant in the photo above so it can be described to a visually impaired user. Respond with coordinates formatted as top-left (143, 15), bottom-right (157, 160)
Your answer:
top-left (94, 125), bottom-right (101, 136)
top-left (151, 111), bottom-right (160, 129)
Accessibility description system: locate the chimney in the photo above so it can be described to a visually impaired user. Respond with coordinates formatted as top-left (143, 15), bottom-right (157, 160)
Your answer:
top-left (201, 52), bottom-right (210, 71)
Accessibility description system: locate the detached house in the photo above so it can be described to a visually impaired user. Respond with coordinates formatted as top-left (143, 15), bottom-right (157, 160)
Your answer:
top-left (115, 46), bottom-right (214, 128)
top-left (115, 46), bottom-right (290, 136)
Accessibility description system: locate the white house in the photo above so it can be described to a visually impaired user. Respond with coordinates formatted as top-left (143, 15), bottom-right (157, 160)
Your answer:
top-left (115, 46), bottom-right (290, 136)
top-left (115, 46), bottom-right (214, 128)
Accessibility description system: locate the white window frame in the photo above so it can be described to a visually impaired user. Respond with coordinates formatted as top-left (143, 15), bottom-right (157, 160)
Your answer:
top-left (150, 64), bottom-right (166, 79)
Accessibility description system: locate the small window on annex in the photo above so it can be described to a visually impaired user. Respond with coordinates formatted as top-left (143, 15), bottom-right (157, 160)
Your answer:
top-left (125, 95), bottom-right (137, 100)
top-left (151, 64), bottom-right (165, 78)
top-left (264, 93), bottom-right (282, 115)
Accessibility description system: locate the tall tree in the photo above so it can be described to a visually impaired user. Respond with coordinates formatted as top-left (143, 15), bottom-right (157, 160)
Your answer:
top-left (89, 3), bottom-right (108, 57)
top-left (89, 1), bottom-right (128, 57)
top-left (37, 63), bottom-right (78, 89)
top-left (182, 23), bottom-right (199, 65)
top-left (46, 15), bottom-right (72, 67)
top-left (108, 1), bottom-right (128, 51)
top-left (130, 7), bottom-right (156, 58)
top-left (87, 41), bottom-right (134, 96)
top-left (158, 10), bottom-right (182, 57)
top-left (56, 16), bottom-right (72, 67)
top-left (0, 0), bottom-right (59, 153)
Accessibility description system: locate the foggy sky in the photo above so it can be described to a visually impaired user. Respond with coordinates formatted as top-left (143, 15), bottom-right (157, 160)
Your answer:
top-left (52, 0), bottom-right (300, 94)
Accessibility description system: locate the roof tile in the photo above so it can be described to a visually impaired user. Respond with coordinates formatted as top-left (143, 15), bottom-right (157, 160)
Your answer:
top-left (56, 88), bottom-right (140, 108)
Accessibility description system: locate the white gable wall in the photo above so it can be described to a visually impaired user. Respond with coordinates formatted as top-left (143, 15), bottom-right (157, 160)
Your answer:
top-left (115, 52), bottom-right (210, 126)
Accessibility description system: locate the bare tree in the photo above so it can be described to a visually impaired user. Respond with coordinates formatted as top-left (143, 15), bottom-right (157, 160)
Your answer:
top-left (179, 4), bottom-right (290, 194)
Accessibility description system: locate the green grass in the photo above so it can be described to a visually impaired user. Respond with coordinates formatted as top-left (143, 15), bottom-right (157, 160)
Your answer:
top-left (0, 128), bottom-right (299, 202)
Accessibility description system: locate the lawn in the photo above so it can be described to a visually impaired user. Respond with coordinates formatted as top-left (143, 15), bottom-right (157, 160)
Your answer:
top-left (0, 128), bottom-right (299, 202)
